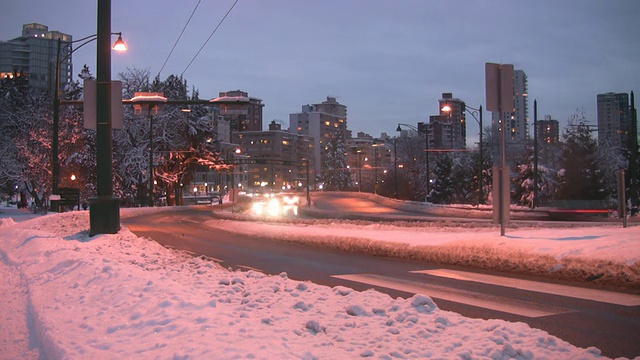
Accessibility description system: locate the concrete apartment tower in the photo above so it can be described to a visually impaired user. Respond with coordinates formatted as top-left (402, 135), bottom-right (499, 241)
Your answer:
top-left (491, 69), bottom-right (529, 144)
top-left (0, 23), bottom-right (72, 92)
top-left (431, 92), bottom-right (467, 149)
top-left (597, 92), bottom-right (631, 151)
top-left (289, 96), bottom-right (348, 176)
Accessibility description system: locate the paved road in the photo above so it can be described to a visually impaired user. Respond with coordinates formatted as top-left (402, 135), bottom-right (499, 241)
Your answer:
top-left (124, 208), bottom-right (640, 359)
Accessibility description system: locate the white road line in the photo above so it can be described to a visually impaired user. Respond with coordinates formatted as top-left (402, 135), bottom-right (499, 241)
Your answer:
top-left (237, 265), bottom-right (264, 272)
top-left (332, 274), bottom-right (574, 318)
top-left (412, 269), bottom-right (640, 307)
top-left (202, 256), bottom-right (225, 263)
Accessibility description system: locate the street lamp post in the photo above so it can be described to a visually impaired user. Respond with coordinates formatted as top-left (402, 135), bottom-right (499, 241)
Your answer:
top-left (463, 105), bottom-right (483, 205)
top-left (303, 158), bottom-right (311, 207)
top-left (356, 149), bottom-right (363, 192)
top-left (396, 123), bottom-right (429, 201)
top-left (131, 93), bottom-right (167, 207)
top-left (371, 143), bottom-right (382, 194)
top-left (533, 100), bottom-right (538, 209)
top-left (393, 138), bottom-right (398, 199)
top-left (89, 0), bottom-right (122, 235)
top-left (51, 31), bottom-right (125, 212)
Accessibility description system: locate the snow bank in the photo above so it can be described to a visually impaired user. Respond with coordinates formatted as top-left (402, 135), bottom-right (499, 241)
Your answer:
top-left (205, 216), bottom-right (640, 288)
top-left (0, 210), bottom-right (621, 359)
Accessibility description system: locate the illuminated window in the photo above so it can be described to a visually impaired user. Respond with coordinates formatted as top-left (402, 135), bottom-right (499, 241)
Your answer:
top-left (324, 121), bottom-right (330, 126)
top-left (282, 140), bottom-right (289, 145)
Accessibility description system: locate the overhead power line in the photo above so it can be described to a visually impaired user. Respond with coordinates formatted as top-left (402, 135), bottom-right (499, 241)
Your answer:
top-left (157, 0), bottom-right (202, 79)
top-left (181, 0), bottom-right (239, 77)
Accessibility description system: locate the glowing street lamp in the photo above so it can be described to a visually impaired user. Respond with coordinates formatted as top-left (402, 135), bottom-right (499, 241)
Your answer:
top-left (442, 103), bottom-right (484, 205)
top-left (51, 31), bottom-right (126, 212)
top-left (131, 92), bottom-right (167, 207)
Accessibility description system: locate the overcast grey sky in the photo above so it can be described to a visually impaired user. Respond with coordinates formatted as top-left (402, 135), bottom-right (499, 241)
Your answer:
top-left (3, 0), bottom-right (640, 144)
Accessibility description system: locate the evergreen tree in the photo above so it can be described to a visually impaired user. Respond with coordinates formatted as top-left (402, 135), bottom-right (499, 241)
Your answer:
top-left (449, 153), bottom-right (475, 204)
top-left (321, 129), bottom-right (351, 191)
top-left (512, 150), bottom-right (557, 208)
top-left (430, 154), bottom-right (454, 204)
top-left (556, 115), bottom-right (608, 202)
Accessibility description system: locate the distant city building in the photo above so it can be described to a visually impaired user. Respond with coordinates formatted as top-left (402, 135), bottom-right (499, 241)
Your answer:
top-left (289, 96), bottom-right (348, 176)
top-left (233, 120), bottom-right (315, 191)
top-left (491, 69), bottom-right (529, 144)
top-left (536, 116), bottom-right (560, 144)
top-left (597, 92), bottom-right (630, 150)
top-left (535, 115), bottom-right (561, 169)
top-left (210, 90), bottom-right (264, 143)
top-left (345, 132), bottom-right (375, 189)
top-left (0, 23), bottom-right (72, 92)
top-left (428, 92), bottom-right (466, 149)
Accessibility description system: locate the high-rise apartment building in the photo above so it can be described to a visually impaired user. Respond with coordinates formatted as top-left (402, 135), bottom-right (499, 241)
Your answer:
top-left (428, 93), bottom-right (466, 149)
top-left (491, 69), bottom-right (529, 144)
top-left (289, 96), bottom-right (348, 175)
top-left (0, 23), bottom-right (72, 92)
top-left (536, 116), bottom-right (560, 144)
top-left (535, 115), bottom-right (561, 169)
top-left (597, 92), bottom-right (630, 150)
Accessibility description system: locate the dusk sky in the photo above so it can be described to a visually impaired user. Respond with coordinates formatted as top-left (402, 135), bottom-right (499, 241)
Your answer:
top-left (3, 0), bottom-right (639, 144)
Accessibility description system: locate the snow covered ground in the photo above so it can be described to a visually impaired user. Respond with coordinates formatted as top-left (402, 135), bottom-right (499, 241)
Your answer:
top-left (1, 205), bottom-right (639, 359)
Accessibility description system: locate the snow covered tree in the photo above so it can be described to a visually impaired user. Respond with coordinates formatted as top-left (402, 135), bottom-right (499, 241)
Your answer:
top-left (429, 154), bottom-right (455, 204)
top-left (321, 129), bottom-right (351, 191)
top-left (57, 67), bottom-right (98, 203)
top-left (394, 131), bottom-right (426, 201)
top-left (596, 138), bottom-right (627, 206)
top-left (450, 153), bottom-right (475, 204)
top-left (555, 112), bottom-right (610, 203)
top-left (114, 68), bottom-right (224, 206)
top-left (511, 149), bottom-right (557, 208)
top-left (0, 73), bottom-right (52, 208)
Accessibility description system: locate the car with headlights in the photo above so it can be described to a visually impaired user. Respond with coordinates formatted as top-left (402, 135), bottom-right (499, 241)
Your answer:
top-left (250, 193), bottom-right (300, 217)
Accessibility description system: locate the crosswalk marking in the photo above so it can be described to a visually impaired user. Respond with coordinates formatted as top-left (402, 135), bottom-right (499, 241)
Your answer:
top-left (237, 265), bottom-right (264, 272)
top-left (413, 269), bottom-right (640, 307)
top-left (332, 273), bottom-right (574, 318)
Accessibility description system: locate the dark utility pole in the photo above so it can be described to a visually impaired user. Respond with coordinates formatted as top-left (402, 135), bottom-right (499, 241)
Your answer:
top-left (478, 105), bottom-right (483, 205)
top-left (463, 105), bottom-right (483, 205)
top-left (418, 122), bottom-right (430, 200)
top-left (393, 139), bottom-right (398, 199)
top-left (630, 91), bottom-right (638, 215)
top-left (148, 105), bottom-right (154, 207)
top-left (533, 100), bottom-right (538, 209)
top-left (90, 0), bottom-right (120, 235)
top-left (51, 38), bottom-right (62, 212)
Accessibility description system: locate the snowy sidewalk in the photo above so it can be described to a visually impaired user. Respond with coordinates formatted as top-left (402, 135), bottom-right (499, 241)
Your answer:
top-left (1, 207), bottom-right (639, 359)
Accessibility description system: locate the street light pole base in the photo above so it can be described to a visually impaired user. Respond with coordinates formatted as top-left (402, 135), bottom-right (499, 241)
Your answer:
top-left (50, 199), bottom-right (61, 213)
top-left (89, 196), bottom-right (120, 236)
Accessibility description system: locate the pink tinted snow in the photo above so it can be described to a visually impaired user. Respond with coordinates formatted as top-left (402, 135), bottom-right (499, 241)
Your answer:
top-left (0, 207), bottom-right (635, 359)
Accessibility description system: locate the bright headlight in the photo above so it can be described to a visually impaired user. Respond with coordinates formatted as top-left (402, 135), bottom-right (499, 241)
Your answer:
top-left (266, 198), bottom-right (281, 217)
top-left (251, 201), bottom-right (265, 215)
top-left (283, 195), bottom-right (299, 205)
